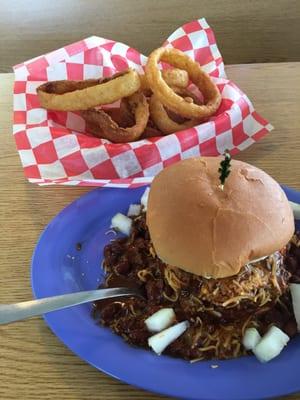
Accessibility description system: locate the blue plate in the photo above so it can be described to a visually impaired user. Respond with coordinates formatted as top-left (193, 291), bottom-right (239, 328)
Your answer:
top-left (31, 185), bottom-right (300, 400)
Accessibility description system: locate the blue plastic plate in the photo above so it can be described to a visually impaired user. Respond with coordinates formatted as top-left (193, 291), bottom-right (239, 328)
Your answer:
top-left (31, 185), bottom-right (300, 400)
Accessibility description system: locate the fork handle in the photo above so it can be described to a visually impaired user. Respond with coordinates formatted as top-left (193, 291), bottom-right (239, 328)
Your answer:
top-left (0, 287), bottom-right (136, 325)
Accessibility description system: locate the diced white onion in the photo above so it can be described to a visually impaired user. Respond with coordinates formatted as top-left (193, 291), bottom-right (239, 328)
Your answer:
top-left (141, 187), bottom-right (150, 210)
top-left (145, 308), bottom-right (176, 333)
top-left (111, 213), bottom-right (132, 236)
top-left (289, 201), bottom-right (300, 219)
top-left (148, 321), bottom-right (189, 355)
top-left (242, 327), bottom-right (261, 350)
top-left (252, 326), bottom-right (289, 363)
top-left (290, 283), bottom-right (300, 331)
top-left (127, 204), bottom-right (142, 217)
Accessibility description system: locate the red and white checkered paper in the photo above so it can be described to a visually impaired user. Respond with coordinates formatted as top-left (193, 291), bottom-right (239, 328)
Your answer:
top-left (13, 18), bottom-right (272, 188)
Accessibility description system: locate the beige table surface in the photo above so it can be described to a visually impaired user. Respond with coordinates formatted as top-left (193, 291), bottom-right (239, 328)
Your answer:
top-left (0, 63), bottom-right (299, 400)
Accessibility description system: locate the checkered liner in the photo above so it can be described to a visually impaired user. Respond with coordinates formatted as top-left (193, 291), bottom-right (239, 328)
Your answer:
top-left (13, 18), bottom-right (272, 187)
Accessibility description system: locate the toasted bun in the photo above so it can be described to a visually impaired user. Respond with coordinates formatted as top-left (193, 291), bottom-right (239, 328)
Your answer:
top-left (146, 157), bottom-right (294, 278)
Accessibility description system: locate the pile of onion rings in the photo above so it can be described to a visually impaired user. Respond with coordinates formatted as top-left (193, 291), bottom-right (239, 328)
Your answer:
top-left (37, 47), bottom-right (221, 143)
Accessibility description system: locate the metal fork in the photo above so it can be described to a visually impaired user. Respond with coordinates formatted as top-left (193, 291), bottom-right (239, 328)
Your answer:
top-left (0, 287), bottom-right (141, 325)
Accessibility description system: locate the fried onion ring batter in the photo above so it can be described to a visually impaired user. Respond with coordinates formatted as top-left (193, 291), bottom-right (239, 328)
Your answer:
top-left (139, 68), bottom-right (189, 93)
top-left (80, 92), bottom-right (149, 143)
top-left (37, 69), bottom-right (141, 111)
top-left (149, 87), bottom-right (203, 134)
top-left (145, 47), bottom-right (221, 119)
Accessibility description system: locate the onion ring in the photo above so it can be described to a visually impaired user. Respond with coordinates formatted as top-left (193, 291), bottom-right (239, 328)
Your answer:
top-left (80, 92), bottom-right (149, 143)
top-left (119, 96), bottom-right (135, 127)
top-left (139, 68), bottom-right (189, 93)
top-left (165, 87), bottom-right (203, 122)
top-left (119, 100), bottom-right (164, 139)
top-left (149, 87), bottom-right (202, 134)
top-left (100, 108), bottom-right (127, 127)
top-left (145, 47), bottom-right (221, 119)
top-left (37, 69), bottom-right (141, 111)
top-left (119, 98), bottom-right (163, 138)
top-left (141, 126), bottom-right (163, 139)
